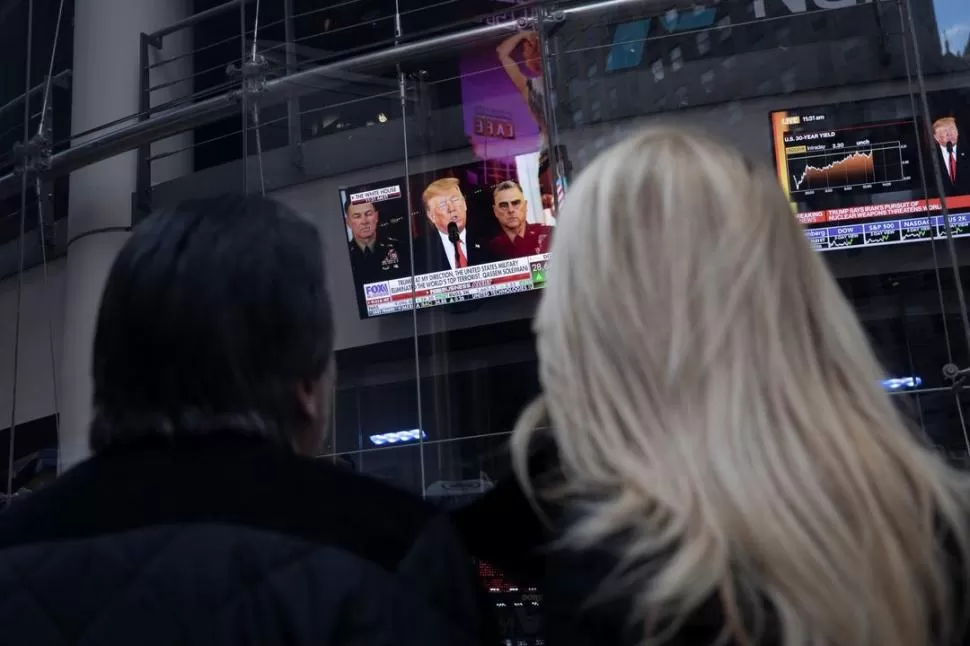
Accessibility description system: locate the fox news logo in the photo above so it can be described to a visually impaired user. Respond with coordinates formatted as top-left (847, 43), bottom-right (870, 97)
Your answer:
top-left (365, 284), bottom-right (390, 298)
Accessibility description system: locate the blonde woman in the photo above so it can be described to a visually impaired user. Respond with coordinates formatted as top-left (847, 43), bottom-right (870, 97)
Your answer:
top-left (452, 128), bottom-right (970, 646)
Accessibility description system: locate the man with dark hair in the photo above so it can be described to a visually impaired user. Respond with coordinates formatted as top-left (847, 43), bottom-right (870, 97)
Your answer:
top-left (0, 195), bottom-right (489, 646)
top-left (488, 181), bottom-right (553, 260)
top-left (345, 198), bottom-right (410, 286)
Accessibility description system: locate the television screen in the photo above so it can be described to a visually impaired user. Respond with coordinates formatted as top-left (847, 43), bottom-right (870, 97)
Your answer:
top-left (339, 27), bottom-right (568, 319)
top-left (339, 153), bottom-right (555, 318)
top-left (769, 87), bottom-right (970, 252)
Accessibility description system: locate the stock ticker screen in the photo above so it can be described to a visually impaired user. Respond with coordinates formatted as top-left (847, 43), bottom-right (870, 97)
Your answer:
top-left (770, 87), bottom-right (970, 252)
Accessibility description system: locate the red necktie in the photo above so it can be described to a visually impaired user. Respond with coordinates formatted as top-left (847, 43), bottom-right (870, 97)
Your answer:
top-left (950, 150), bottom-right (957, 183)
top-left (456, 241), bottom-right (468, 268)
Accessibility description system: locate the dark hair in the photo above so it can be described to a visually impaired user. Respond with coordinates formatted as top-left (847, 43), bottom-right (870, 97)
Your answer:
top-left (343, 197), bottom-right (376, 215)
top-left (90, 194), bottom-right (333, 451)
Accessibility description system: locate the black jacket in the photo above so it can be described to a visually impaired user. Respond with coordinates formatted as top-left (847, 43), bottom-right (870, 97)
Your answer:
top-left (0, 435), bottom-right (490, 646)
top-left (934, 145), bottom-right (970, 197)
top-left (452, 444), bottom-right (970, 646)
top-left (450, 442), bottom-right (777, 646)
top-left (412, 228), bottom-right (494, 275)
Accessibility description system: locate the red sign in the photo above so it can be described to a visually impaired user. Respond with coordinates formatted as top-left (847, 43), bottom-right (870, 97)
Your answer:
top-left (799, 194), bottom-right (970, 224)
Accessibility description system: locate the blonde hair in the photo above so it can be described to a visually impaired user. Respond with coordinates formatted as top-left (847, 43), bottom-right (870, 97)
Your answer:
top-left (934, 116), bottom-right (957, 131)
top-left (512, 127), bottom-right (970, 646)
top-left (422, 177), bottom-right (461, 209)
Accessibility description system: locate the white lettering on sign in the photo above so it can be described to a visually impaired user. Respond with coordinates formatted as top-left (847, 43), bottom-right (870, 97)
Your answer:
top-left (349, 185), bottom-right (402, 204)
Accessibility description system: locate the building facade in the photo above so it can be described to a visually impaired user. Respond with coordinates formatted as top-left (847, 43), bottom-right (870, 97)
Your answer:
top-left (0, 0), bottom-right (968, 530)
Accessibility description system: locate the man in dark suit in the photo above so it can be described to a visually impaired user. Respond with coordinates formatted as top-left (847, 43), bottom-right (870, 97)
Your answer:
top-left (414, 177), bottom-right (493, 274)
top-left (345, 199), bottom-right (410, 286)
top-left (930, 117), bottom-right (970, 197)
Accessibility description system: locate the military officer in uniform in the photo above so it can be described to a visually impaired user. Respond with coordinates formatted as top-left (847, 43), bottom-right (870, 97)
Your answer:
top-left (487, 181), bottom-right (553, 260)
top-left (345, 199), bottom-right (411, 286)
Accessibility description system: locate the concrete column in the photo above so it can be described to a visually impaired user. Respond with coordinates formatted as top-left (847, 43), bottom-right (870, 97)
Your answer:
top-left (60, 0), bottom-right (194, 471)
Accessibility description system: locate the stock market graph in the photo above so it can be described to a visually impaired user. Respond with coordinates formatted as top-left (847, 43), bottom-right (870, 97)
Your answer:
top-left (782, 121), bottom-right (915, 196)
top-left (769, 96), bottom-right (970, 253)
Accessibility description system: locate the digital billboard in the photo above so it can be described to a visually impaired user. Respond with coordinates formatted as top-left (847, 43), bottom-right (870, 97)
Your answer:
top-left (340, 154), bottom-right (554, 318)
top-left (770, 88), bottom-right (970, 252)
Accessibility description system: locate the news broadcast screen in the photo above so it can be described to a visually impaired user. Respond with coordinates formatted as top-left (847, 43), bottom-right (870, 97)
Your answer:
top-left (339, 27), bottom-right (568, 319)
top-left (339, 154), bottom-right (555, 318)
top-left (770, 87), bottom-right (970, 252)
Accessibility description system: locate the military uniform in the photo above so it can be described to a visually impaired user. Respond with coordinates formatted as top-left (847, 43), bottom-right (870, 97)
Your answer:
top-left (348, 233), bottom-right (410, 286)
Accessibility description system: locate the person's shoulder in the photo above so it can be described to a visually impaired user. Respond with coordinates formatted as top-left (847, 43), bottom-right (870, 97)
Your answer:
top-left (1, 444), bottom-right (440, 569)
top-left (314, 457), bottom-right (428, 505)
top-left (332, 534), bottom-right (492, 646)
top-left (289, 455), bottom-right (439, 531)
top-left (294, 460), bottom-right (492, 642)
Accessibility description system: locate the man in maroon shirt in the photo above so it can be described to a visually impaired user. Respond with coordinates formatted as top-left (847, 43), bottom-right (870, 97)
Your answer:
top-left (487, 181), bottom-right (554, 260)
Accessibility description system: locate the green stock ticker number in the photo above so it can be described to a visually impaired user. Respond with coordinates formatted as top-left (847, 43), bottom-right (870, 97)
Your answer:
top-left (531, 261), bottom-right (548, 286)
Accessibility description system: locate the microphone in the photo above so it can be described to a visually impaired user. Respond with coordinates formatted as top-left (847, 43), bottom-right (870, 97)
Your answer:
top-left (447, 221), bottom-right (461, 243)
top-left (947, 142), bottom-right (954, 154)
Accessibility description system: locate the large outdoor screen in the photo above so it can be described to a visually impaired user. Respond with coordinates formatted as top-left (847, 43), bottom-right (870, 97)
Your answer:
top-left (339, 154), bottom-right (555, 318)
top-left (770, 88), bottom-right (970, 252)
top-left (340, 26), bottom-right (564, 319)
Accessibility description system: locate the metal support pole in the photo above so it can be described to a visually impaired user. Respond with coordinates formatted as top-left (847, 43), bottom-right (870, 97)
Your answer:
top-left (149, 0), bottom-right (252, 40)
top-left (239, 0), bottom-right (250, 194)
top-left (8, 0), bottom-right (36, 499)
top-left (535, 7), bottom-right (566, 214)
top-left (400, 70), bottom-right (426, 501)
top-left (0, 0), bottom-right (645, 200)
top-left (0, 70), bottom-right (70, 122)
top-left (283, 0), bottom-right (303, 171)
top-left (34, 98), bottom-right (59, 435)
top-left (227, 56), bottom-right (268, 195)
top-left (36, 80), bottom-right (56, 251)
top-left (135, 33), bottom-right (157, 220)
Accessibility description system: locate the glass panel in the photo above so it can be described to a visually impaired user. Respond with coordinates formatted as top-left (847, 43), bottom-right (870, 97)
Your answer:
top-left (545, 0), bottom-right (970, 461)
top-left (399, 11), bottom-right (552, 643)
top-left (264, 70), bottom-right (415, 469)
top-left (0, 0), bottom-right (72, 497)
top-left (907, 0), bottom-right (970, 458)
top-left (892, 387), bottom-right (970, 464)
top-left (403, 31), bottom-right (550, 465)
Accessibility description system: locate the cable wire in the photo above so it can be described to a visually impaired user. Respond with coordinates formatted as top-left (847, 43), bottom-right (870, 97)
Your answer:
top-left (251, 0), bottom-right (267, 196)
top-left (145, 0), bottom-right (368, 71)
top-left (34, 177), bottom-right (59, 436)
top-left (47, 76), bottom-right (247, 152)
top-left (31, 0), bottom-right (68, 448)
top-left (148, 82), bottom-right (401, 165)
top-left (240, 0), bottom-right (249, 194)
top-left (36, 0), bottom-right (67, 138)
top-left (8, 0), bottom-right (34, 499)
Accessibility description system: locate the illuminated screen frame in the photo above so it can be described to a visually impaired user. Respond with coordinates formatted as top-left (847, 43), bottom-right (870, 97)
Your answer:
top-left (339, 154), bottom-right (556, 319)
top-left (769, 89), bottom-right (970, 253)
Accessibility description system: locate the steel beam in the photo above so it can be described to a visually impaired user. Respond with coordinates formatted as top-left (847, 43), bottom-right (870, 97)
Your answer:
top-left (0, 0), bottom-right (640, 199)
